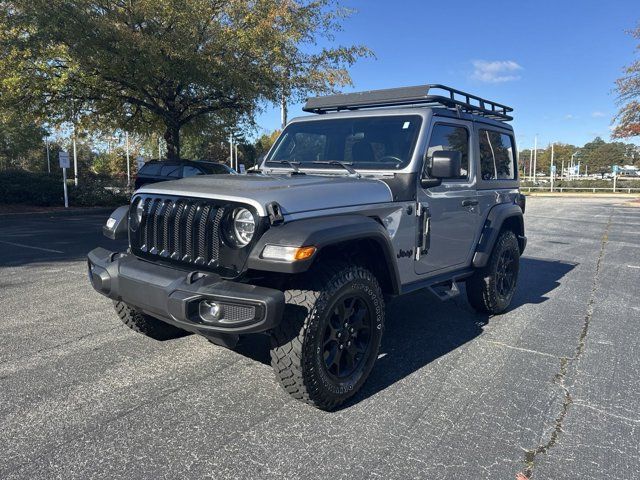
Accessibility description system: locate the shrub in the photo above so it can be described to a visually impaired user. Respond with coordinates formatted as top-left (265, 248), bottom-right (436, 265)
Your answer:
top-left (0, 169), bottom-right (129, 207)
top-left (0, 169), bottom-right (62, 205)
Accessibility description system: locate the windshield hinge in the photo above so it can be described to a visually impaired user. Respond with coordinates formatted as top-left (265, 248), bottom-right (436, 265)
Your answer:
top-left (266, 201), bottom-right (284, 226)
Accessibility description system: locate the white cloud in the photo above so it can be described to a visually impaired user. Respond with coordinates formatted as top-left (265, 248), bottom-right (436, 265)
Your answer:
top-left (564, 114), bottom-right (576, 120)
top-left (591, 111), bottom-right (606, 118)
top-left (471, 60), bottom-right (523, 83)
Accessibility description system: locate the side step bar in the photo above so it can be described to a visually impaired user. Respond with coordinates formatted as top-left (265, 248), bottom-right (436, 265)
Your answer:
top-left (428, 280), bottom-right (461, 301)
top-left (401, 268), bottom-right (473, 298)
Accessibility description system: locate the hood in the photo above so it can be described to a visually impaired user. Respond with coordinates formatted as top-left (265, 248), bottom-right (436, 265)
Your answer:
top-left (136, 174), bottom-right (393, 216)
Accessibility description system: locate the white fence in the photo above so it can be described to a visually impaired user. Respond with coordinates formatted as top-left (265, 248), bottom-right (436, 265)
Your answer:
top-left (522, 186), bottom-right (640, 194)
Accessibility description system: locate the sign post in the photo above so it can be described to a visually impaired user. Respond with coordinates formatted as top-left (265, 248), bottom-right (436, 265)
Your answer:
top-left (59, 151), bottom-right (70, 208)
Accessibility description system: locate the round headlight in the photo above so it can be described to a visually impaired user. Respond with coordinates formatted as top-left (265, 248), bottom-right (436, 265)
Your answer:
top-left (232, 207), bottom-right (255, 246)
top-left (130, 199), bottom-right (144, 230)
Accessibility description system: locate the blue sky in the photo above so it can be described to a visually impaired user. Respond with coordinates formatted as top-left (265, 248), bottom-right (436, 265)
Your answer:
top-left (255, 0), bottom-right (640, 149)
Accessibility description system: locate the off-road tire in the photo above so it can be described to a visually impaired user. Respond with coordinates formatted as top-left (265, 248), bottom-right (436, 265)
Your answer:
top-left (466, 230), bottom-right (520, 314)
top-left (270, 262), bottom-right (385, 410)
top-left (113, 301), bottom-right (187, 341)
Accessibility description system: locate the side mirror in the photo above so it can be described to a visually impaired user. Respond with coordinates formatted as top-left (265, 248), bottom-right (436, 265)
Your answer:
top-left (420, 150), bottom-right (462, 189)
top-left (430, 150), bottom-right (462, 178)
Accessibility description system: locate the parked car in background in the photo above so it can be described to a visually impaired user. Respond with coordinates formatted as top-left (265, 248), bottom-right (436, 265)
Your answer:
top-left (134, 160), bottom-right (236, 189)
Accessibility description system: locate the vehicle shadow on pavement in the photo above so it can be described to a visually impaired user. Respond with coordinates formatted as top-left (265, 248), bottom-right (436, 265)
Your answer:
top-left (343, 256), bottom-right (577, 408)
top-left (231, 257), bottom-right (577, 407)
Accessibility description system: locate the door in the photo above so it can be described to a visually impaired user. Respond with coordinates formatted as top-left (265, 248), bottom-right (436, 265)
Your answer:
top-left (415, 120), bottom-right (480, 275)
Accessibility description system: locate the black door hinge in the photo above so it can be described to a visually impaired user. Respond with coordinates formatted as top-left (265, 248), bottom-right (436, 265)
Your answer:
top-left (416, 202), bottom-right (431, 260)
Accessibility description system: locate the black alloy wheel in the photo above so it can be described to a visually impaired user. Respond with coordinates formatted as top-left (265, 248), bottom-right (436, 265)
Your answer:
top-left (322, 294), bottom-right (373, 381)
top-left (495, 249), bottom-right (517, 299)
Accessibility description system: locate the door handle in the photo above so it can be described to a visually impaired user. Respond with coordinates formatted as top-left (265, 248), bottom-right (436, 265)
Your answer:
top-left (461, 198), bottom-right (479, 207)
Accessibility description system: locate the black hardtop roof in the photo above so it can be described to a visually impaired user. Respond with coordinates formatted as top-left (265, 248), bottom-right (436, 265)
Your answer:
top-left (304, 84), bottom-right (513, 122)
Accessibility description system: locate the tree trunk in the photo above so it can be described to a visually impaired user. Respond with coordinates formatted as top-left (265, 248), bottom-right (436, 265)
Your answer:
top-left (164, 123), bottom-right (181, 161)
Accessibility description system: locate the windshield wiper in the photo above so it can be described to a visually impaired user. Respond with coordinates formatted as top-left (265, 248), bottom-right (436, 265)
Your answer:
top-left (275, 160), bottom-right (302, 173)
top-left (312, 160), bottom-right (359, 177)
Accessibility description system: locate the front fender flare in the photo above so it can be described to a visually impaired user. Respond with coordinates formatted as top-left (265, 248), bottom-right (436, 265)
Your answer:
top-left (472, 203), bottom-right (525, 268)
top-left (103, 205), bottom-right (129, 240)
top-left (247, 215), bottom-right (401, 294)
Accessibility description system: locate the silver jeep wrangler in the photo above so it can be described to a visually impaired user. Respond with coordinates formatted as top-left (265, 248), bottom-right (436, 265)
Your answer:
top-left (88, 84), bottom-right (526, 410)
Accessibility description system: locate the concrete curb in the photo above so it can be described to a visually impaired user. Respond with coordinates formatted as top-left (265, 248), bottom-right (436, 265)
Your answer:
top-left (0, 206), bottom-right (117, 218)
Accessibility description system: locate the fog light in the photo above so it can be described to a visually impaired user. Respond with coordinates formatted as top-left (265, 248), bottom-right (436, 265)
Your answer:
top-left (105, 217), bottom-right (117, 229)
top-left (199, 300), bottom-right (223, 323)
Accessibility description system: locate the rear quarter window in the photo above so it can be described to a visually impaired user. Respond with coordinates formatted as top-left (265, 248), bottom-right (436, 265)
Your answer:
top-left (478, 130), bottom-right (516, 180)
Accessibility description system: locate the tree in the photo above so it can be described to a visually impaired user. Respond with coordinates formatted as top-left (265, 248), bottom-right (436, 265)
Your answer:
top-left (255, 130), bottom-right (282, 157)
top-left (580, 137), bottom-right (628, 174)
top-left (613, 25), bottom-right (640, 138)
top-left (1, 0), bottom-right (371, 161)
top-left (0, 111), bottom-right (46, 170)
top-left (270, 1), bottom-right (372, 127)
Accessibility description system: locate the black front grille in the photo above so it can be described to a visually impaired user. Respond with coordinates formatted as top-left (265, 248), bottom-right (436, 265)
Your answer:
top-left (131, 196), bottom-right (227, 268)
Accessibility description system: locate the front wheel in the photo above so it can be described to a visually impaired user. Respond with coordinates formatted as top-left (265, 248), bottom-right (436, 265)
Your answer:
top-left (270, 262), bottom-right (385, 410)
top-left (113, 301), bottom-right (187, 340)
top-left (466, 230), bottom-right (520, 314)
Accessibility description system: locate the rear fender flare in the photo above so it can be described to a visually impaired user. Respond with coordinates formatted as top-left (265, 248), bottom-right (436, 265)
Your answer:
top-left (472, 203), bottom-right (525, 268)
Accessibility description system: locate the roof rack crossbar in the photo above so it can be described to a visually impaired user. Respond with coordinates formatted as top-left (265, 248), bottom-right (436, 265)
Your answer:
top-left (303, 84), bottom-right (513, 121)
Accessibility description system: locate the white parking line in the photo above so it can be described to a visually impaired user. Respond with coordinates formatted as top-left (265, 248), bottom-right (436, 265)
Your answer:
top-left (628, 265), bottom-right (640, 269)
top-left (0, 239), bottom-right (64, 254)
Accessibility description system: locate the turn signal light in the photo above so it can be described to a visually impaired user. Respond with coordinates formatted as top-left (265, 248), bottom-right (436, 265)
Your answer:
top-left (261, 245), bottom-right (317, 262)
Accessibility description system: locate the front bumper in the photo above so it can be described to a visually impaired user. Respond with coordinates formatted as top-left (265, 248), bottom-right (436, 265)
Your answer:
top-left (87, 247), bottom-right (285, 336)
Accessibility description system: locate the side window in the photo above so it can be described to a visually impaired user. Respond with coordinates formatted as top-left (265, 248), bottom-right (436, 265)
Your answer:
top-left (425, 124), bottom-right (469, 180)
top-left (139, 163), bottom-right (161, 176)
top-left (478, 130), bottom-right (516, 180)
top-left (182, 166), bottom-right (203, 177)
top-left (160, 164), bottom-right (181, 178)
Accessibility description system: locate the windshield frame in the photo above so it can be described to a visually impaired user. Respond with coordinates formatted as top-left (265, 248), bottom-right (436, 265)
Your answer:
top-left (264, 113), bottom-right (424, 172)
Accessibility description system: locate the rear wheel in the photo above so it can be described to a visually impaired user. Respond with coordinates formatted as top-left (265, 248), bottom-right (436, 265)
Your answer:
top-left (270, 262), bottom-right (384, 410)
top-left (466, 230), bottom-right (520, 314)
top-left (113, 301), bottom-right (187, 340)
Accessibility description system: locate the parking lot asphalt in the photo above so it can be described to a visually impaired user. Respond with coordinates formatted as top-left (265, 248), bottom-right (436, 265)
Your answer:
top-left (0, 197), bottom-right (639, 480)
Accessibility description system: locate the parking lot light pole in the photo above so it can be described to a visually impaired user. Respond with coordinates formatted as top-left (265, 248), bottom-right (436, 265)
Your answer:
top-left (532, 135), bottom-right (538, 182)
top-left (571, 151), bottom-right (579, 181)
top-left (550, 143), bottom-right (555, 192)
top-left (72, 125), bottom-right (78, 186)
top-left (125, 132), bottom-right (130, 187)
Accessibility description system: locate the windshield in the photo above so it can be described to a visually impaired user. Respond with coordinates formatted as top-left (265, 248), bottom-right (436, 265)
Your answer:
top-left (266, 115), bottom-right (422, 170)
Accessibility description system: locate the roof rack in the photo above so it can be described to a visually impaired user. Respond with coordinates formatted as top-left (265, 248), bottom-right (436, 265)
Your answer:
top-left (303, 84), bottom-right (513, 121)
